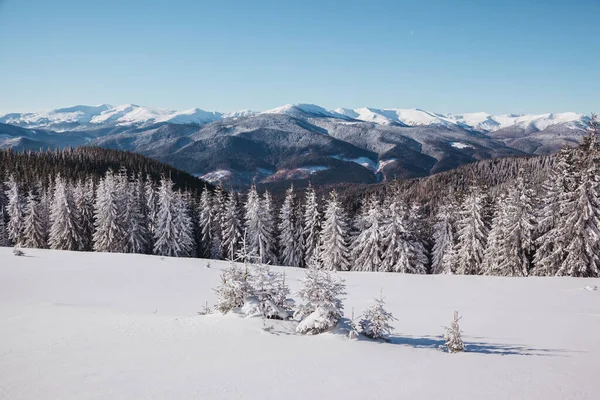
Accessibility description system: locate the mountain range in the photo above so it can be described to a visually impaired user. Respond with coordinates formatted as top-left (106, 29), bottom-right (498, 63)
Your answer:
top-left (0, 103), bottom-right (591, 188)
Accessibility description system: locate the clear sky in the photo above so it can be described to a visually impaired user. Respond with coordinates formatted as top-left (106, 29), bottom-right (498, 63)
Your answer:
top-left (0, 0), bottom-right (598, 115)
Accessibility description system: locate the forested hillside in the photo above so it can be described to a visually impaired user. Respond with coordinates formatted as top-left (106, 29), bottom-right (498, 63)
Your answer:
top-left (1, 117), bottom-right (598, 277)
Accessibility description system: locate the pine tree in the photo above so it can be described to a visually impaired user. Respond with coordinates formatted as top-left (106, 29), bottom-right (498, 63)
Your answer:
top-left (302, 184), bottom-right (321, 267)
top-left (0, 207), bottom-right (9, 246)
top-left (49, 175), bottom-right (82, 251)
top-left (482, 194), bottom-right (508, 275)
top-left (453, 187), bottom-right (489, 275)
top-left (124, 178), bottom-right (150, 254)
top-left (431, 204), bottom-right (455, 274)
top-left (359, 294), bottom-right (396, 340)
top-left (214, 261), bottom-right (252, 314)
top-left (442, 311), bottom-right (465, 353)
top-left (533, 121), bottom-right (600, 277)
top-left (278, 185), bottom-right (304, 267)
top-left (93, 170), bottom-right (126, 253)
top-left (199, 188), bottom-right (219, 258)
top-left (244, 262), bottom-right (290, 319)
top-left (379, 197), bottom-right (426, 273)
top-left (486, 178), bottom-right (536, 276)
top-left (5, 175), bottom-right (25, 245)
top-left (319, 190), bottom-right (351, 271)
top-left (22, 189), bottom-right (47, 249)
top-left (244, 185), bottom-right (277, 264)
top-left (352, 197), bottom-right (383, 272)
top-left (145, 177), bottom-right (158, 246)
top-left (295, 260), bottom-right (346, 334)
top-left (173, 190), bottom-right (195, 257)
top-left (221, 192), bottom-right (243, 260)
top-left (407, 203), bottom-right (429, 273)
top-left (259, 191), bottom-right (278, 265)
top-left (74, 178), bottom-right (95, 251)
top-left (153, 176), bottom-right (182, 257)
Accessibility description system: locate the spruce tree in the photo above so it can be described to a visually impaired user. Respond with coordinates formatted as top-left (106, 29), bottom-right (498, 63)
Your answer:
top-left (278, 185), bottom-right (304, 267)
top-left (221, 192), bottom-right (243, 260)
top-left (0, 207), bottom-right (9, 246)
top-left (22, 189), bottom-right (47, 249)
top-left (453, 187), bottom-right (489, 275)
top-left (74, 178), bottom-right (95, 251)
top-left (319, 190), bottom-right (351, 271)
top-left (302, 184), bottom-right (321, 267)
top-left (5, 174), bottom-right (25, 245)
top-left (431, 204), bottom-right (455, 274)
top-left (153, 176), bottom-right (182, 257)
top-left (352, 197), bottom-right (383, 272)
top-left (93, 170), bottom-right (126, 253)
top-left (49, 175), bottom-right (82, 251)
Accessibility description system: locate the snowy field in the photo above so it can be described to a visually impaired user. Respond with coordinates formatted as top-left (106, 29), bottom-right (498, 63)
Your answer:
top-left (1, 247), bottom-right (599, 400)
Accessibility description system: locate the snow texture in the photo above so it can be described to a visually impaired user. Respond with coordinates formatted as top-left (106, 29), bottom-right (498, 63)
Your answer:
top-left (1, 248), bottom-right (599, 399)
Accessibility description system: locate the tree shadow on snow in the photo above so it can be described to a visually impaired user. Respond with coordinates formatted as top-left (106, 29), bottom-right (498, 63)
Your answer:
top-left (387, 335), bottom-right (572, 357)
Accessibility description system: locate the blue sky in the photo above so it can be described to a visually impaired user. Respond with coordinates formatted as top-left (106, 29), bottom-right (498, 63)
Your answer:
top-left (0, 0), bottom-right (598, 114)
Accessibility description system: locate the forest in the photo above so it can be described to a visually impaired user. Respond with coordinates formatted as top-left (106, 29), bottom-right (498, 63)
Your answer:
top-left (1, 117), bottom-right (598, 278)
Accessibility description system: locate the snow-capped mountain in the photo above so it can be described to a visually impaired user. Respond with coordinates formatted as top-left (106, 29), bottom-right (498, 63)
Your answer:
top-left (0, 103), bottom-right (592, 189)
top-left (0, 103), bottom-right (589, 133)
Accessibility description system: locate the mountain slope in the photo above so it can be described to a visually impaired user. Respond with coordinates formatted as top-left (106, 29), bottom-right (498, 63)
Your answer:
top-left (0, 103), bottom-right (591, 188)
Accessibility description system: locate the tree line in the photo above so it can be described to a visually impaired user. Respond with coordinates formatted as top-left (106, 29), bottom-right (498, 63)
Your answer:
top-left (1, 117), bottom-right (598, 277)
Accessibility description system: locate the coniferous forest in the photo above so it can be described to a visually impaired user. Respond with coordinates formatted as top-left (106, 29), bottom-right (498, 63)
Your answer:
top-left (1, 117), bottom-right (599, 277)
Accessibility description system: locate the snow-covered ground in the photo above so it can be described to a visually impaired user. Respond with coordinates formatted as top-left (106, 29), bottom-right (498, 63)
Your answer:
top-left (1, 247), bottom-right (599, 399)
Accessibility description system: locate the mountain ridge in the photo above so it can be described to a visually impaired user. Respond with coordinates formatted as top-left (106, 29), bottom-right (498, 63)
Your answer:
top-left (0, 103), bottom-right (589, 133)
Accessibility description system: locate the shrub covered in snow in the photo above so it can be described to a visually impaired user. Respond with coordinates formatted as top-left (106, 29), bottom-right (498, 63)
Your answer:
top-left (442, 311), bottom-right (465, 353)
top-left (294, 260), bottom-right (346, 334)
top-left (359, 294), bottom-right (396, 340)
top-left (214, 261), bottom-right (252, 314)
top-left (243, 262), bottom-right (291, 320)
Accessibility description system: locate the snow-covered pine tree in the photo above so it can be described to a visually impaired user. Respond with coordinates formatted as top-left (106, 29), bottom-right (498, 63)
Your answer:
top-left (442, 311), bottom-right (465, 353)
top-left (533, 119), bottom-right (600, 277)
top-left (198, 187), bottom-right (220, 259)
top-left (379, 197), bottom-right (426, 273)
top-left (5, 175), bottom-right (25, 245)
top-left (481, 193), bottom-right (508, 275)
top-left (74, 178), bottom-right (95, 251)
top-left (359, 294), bottom-right (396, 340)
top-left (0, 207), bottom-right (9, 246)
top-left (221, 192), bottom-right (243, 260)
top-left (212, 184), bottom-right (226, 255)
top-left (492, 177), bottom-right (536, 276)
top-left (244, 185), bottom-right (277, 265)
top-left (278, 185), bottom-right (304, 267)
top-left (244, 262), bottom-right (290, 319)
top-left (259, 191), bottom-right (278, 265)
top-left (295, 259), bottom-right (347, 334)
top-left (453, 187), bottom-right (489, 275)
top-left (153, 176), bottom-right (183, 257)
top-left (93, 170), bottom-right (126, 253)
top-left (407, 203), bottom-right (429, 273)
top-left (351, 197), bottom-right (383, 272)
top-left (173, 190), bottom-right (195, 257)
top-left (22, 189), bottom-right (47, 249)
top-left (431, 204), bottom-right (455, 274)
top-left (302, 183), bottom-right (321, 267)
top-left (49, 175), bottom-right (82, 251)
top-left (124, 177), bottom-right (150, 254)
top-left (145, 177), bottom-right (158, 244)
top-left (318, 190), bottom-right (351, 271)
top-left (214, 261), bottom-right (252, 314)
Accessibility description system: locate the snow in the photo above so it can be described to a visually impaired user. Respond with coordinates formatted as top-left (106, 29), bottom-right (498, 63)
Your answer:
top-left (331, 155), bottom-right (396, 173)
top-left (450, 142), bottom-right (474, 149)
top-left (1, 104), bottom-right (588, 133)
top-left (1, 247), bottom-right (599, 399)
top-left (197, 170), bottom-right (232, 183)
